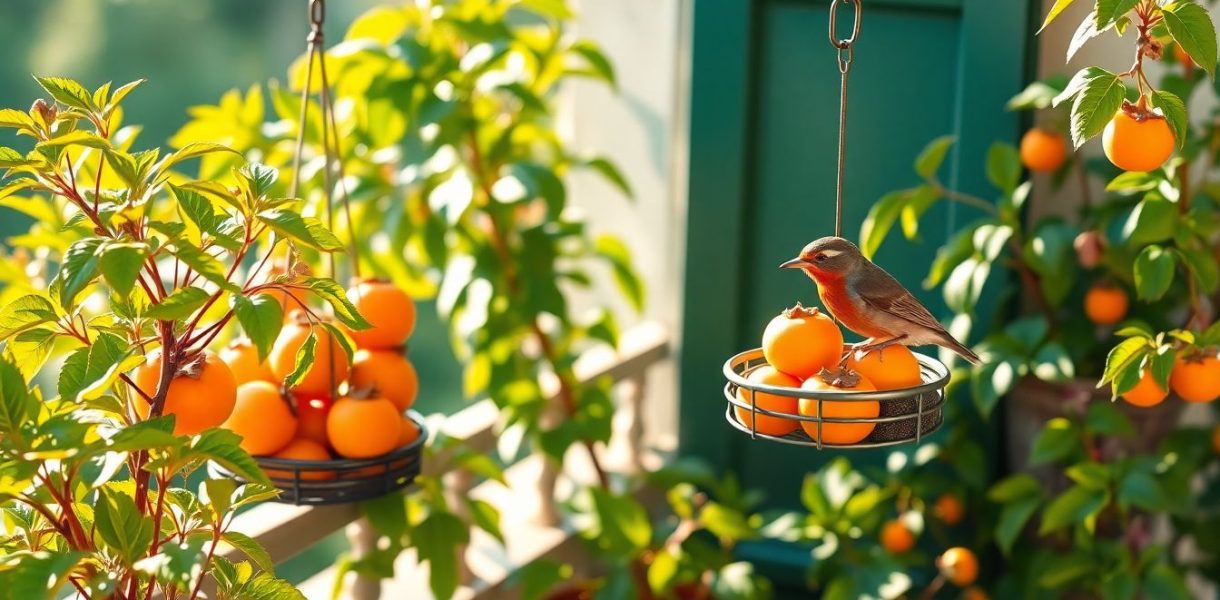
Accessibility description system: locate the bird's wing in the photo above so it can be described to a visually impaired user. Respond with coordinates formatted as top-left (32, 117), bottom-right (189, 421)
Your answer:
top-left (854, 263), bottom-right (951, 335)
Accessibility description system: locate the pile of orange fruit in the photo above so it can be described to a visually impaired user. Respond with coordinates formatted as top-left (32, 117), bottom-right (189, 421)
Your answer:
top-left (133, 278), bottom-right (421, 481)
top-left (734, 303), bottom-right (924, 445)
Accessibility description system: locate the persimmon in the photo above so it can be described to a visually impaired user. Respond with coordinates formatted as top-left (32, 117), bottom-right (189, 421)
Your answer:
top-left (1084, 284), bottom-right (1128, 326)
top-left (1169, 353), bottom-right (1220, 403)
top-left (761, 303), bottom-right (844, 378)
top-left (349, 349), bottom-right (418, 410)
top-left (963, 587), bottom-right (989, 600)
top-left (1019, 128), bottom-right (1067, 172)
top-left (264, 438), bottom-right (335, 481)
top-left (346, 279), bottom-right (416, 349)
top-left (1121, 368), bottom-right (1168, 408)
top-left (293, 391), bottom-right (333, 448)
top-left (326, 394), bottom-right (403, 458)
top-left (797, 368), bottom-right (880, 445)
top-left (269, 313), bottom-right (351, 397)
top-left (933, 494), bottom-right (965, 525)
top-left (880, 519), bottom-right (915, 554)
top-left (937, 547), bottom-right (979, 587)
top-left (222, 381), bottom-right (297, 455)
top-left (399, 415), bottom-right (421, 447)
top-left (1074, 230), bottom-right (1104, 268)
top-left (734, 366), bottom-right (800, 437)
top-left (845, 345), bottom-right (922, 391)
top-left (1103, 108), bottom-right (1174, 172)
top-left (219, 338), bottom-right (275, 386)
top-left (133, 350), bottom-right (237, 436)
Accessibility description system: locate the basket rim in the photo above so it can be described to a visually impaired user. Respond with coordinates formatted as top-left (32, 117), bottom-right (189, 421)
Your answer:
top-left (723, 382), bottom-right (943, 423)
top-left (723, 347), bottom-right (951, 402)
top-left (723, 404), bottom-right (943, 449)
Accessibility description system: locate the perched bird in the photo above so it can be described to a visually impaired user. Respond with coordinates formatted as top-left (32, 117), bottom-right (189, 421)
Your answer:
top-left (780, 236), bottom-right (981, 364)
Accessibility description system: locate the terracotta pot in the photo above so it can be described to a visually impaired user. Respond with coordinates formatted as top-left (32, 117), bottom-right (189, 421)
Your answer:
top-left (1006, 377), bottom-right (1183, 489)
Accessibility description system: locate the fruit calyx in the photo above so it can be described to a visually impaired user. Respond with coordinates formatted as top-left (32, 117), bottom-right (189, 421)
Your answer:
top-left (1121, 99), bottom-right (1164, 122)
top-left (174, 352), bottom-right (208, 380)
top-left (817, 367), bottom-right (862, 389)
top-left (345, 386), bottom-right (380, 401)
top-left (783, 302), bottom-right (822, 320)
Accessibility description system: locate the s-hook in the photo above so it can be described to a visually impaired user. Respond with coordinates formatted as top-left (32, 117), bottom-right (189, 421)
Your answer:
top-left (828, 0), bottom-right (860, 238)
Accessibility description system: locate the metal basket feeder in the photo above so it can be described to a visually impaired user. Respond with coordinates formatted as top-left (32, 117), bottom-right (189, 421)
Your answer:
top-left (723, 349), bottom-right (950, 449)
top-left (210, 411), bottom-right (427, 505)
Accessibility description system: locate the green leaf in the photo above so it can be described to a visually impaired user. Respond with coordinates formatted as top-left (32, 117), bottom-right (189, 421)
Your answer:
top-left (58, 333), bottom-right (143, 402)
top-left (94, 488), bottom-right (154, 565)
top-left (257, 210), bottom-right (346, 252)
top-left (989, 473), bottom-right (1043, 502)
top-left (413, 510), bottom-right (469, 600)
top-left (971, 356), bottom-right (1021, 418)
top-left (0, 360), bottom-right (35, 435)
top-left (914, 135), bottom-right (955, 179)
top-left (53, 238), bottom-right (103, 309)
top-left (1008, 79), bottom-right (1066, 110)
top-left (1038, 553), bottom-right (1096, 588)
top-left (1038, 0), bottom-right (1078, 32)
top-left (285, 332), bottom-right (317, 390)
top-left (515, 560), bottom-right (573, 600)
top-left (986, 142), bottom-right (1022, 193)
top-left (587, 488), bottom-right (652, 555)
top-left (1117, 471), bottom-right (1167, 509)
top-left (145, 286), bottom-right (211, 321)
top-left (159, 143), bottom-right (239, 176)
top-left (221, 531), bottom-right (274, 574)
top-left (1096, 0), bottom-right (1140, 30)
top-left (301, 278), bottom-right (371, 330)
top-left (1149, 90), bottom-right (1188, 147)
top-left (595, 234), bottom-right (645, 313)
top-left (1133, 245), bottom-right (1175, 301)
top-left (170, 242), bottom-right (239, 292)
top-left (1030, 417), bottom-right (1080, 465)
top-left (1039, 485), bottom-right (1109, 533)
top-left (995, 495), bottom-right (1041, 555)
top-left (569, 40), bottom-right (616, 88)
top-left (0, 294), bottom-right (58, 341)
top-left (1163, 1), bottom-right (1217, 79)
top-left (232, 294), bottom-right (284, 362)
top-left (1085, 401), bottom-right (1135, 438)
top-left (582, 156), bottom-right (633, 199)
top-left (1032, 342), bottom-right (1076, 381)
top-left (1101, 336), bottom-right (1150, 385)
top-left (107, 79), bottom-right (145, 111)
top-left (238, 163), bottom-right (279, 197)
top-left (36, 130), bottom-right (111, 150)
top-left (700, 501), bottom-right (758, 542)
top-left (0, 551), bottom-right (85, 599)
top-left (182, 428), bottom-right (272, 487)
top-left (465, 498), bottom-right (504, 544)
top-left (1069, 70), bottom-right (1126, 148)
top-left (98, 242), bottom-right (148, 297)
top-left (34, 75), bottom-right (95, 111)
top-left (5, 328), bottom-right (59, 381)
top-left (1123, 197), bottom-right (1177, 245)
top-left (0, 108), bottom-right (37, 131)
top-left (1068, 12), bottom-right (1111, 62)
top-left (1066, 462), bottom-right (1111, 489)
top-left (1177, 245), bottom-right (1220, 293)
top-left (170, 183), bottom-right (222, 234)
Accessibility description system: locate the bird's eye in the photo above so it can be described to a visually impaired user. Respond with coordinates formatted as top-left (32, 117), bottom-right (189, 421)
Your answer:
top-left (814, 254), bottom-right (828, 263)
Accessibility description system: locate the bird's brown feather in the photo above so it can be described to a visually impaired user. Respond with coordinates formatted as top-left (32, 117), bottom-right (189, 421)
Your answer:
top-left (854, 262), bottom-right (950, 337)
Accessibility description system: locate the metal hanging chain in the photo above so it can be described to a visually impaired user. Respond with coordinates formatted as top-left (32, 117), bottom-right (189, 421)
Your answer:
top-left (828, 0), bottom-right (860, 238)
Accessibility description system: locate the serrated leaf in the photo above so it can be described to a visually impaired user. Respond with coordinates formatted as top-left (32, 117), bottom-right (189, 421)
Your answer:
top-left (1101, 336), bottom-right (1151, 385)
top-left (285, 332), bottom-right (317, 390)
top-left (182, 428), bottom-right (271, 487)
top-left (36, 130), bottom-right (111, 150)
top-left (257, 210), bottom-right (345, 252)
top-left (34, 75), bottom-right (95, 111)
top-left (171, 242), bottom-right (239, 292)
top-left (301, 278), bottom-right (371, 330)
top-left (1070, 71), bottom-right (1125, 148)
top-left (1068, 12), bottom-right (1110, 62)
top-left (0, 360), bottom-right (35, 434)
top-left (0, 108), bottom-right (37, 131)
top-left (95, 488), bottom-right (153, 564)
top-left (0, 294), bottom-right (58, 341)
top-left (1163, 2), bottom-right (1217, 79)
top-left (53, 238), bottom-right (103, 310)
top-left (98, 241), bottom-right (148, 296)
top-left (1149, 90), bottom-right (1188, 148)
top-left (107, 79), bottom-right (144, 111)
top-left (1039, 0), bottom-right (1078, 33)
top-left (221, 531), bottom-right (274, 574)
top-left (1054, 66), bottom-right (1110, 107)
top-left (1096, 0), bottom-right (1139, 29)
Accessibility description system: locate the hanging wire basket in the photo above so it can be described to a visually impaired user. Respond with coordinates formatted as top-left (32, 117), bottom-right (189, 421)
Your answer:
top-left (723, 349), bottom-right (950, 449)
top-left (210, 411), bottom-right (427, 505)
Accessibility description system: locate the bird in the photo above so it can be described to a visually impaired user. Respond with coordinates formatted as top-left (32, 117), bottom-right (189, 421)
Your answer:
top-left (780, 236), bottom-right (981, 365)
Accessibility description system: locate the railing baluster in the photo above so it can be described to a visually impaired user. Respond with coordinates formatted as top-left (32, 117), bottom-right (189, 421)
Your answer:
top-left (620, 373), bottom-right (648, 473)
top-left (444, 468), bottom-right (476, 581)
top-left (345, 519), bottom-right (382, 600)
top-left (534, 401), bottom-right (563, 526)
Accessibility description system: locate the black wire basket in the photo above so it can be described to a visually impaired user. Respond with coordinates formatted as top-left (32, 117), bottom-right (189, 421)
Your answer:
top-left (723, 349), bottom-right (950, 449)
top-left (210, 411), bottom-right (427, 505)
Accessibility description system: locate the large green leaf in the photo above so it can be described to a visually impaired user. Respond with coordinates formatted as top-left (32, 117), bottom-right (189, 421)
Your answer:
top-left (1038, 0), bottom-right (1078, 32)
top-left (257, 210), bottom-right (345, 252)
top-left (986, 143), bottom-right (1022, 194)
top-left (94, 488), bottom-right (154, 565)
top-left (221, 531), bottom-right (274, 574)
top-left (1069, 70), bottom-right (1125, 148)
top-left (914, 135), bottom-right (955, 179)
top-left (301, 278), bottom-right (371, 330)
top-left (145, 286), bottom-right (211, 321)
top-left (1133, 245), bottom-right (1175, 301)
top-left (1163, 1), bottom-right (1218, 79)
top-left (1149, 90), bottom-right (1188, 147)
top-left (53, 238), bottom-right (104, 310)
top-left (1123, 197), bottom-right (1177, 245)
top-left (34, 75), bottom-right (95, 111)
top-left (587, 488), bottom-right (652, 556)
top-left (232, 294), bottom-right (284, 362)
top-left (413, 510), bottom-right (469, 600)
top-left (57, 332), bottom-right (143, 402)
top-left (0, 294), bottom-right (58, 341)
top-left (995, 495), bottom-right (1041, 555)
top-left (1039, 485), bottom-right (1109, 533)
top-left (595, 234), bottom-right (645, 313)
top-left (171, 242), bottom-right (240, 292)
top-left (1095, 0), bottom-right (1140, 29)
top-left (0, 551), bottom-right (85, 599)
top-left (0, 360), bottom-right (35, 435)
top-left (98, 241), bottom-right (149, 296)
top-left (1030, 417), bottom-right (1081, 465)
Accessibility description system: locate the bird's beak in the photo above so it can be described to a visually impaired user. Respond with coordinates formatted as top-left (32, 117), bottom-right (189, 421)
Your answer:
top-left (779, 257), bottom-right (811, 270)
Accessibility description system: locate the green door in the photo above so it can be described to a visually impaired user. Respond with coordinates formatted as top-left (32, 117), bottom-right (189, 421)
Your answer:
top-left (679, 0), bottom-right (1035, 583)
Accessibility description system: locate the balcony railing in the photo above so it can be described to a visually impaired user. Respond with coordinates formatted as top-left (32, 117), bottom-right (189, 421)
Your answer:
top-left (213, 321), bottom-right (671, 599)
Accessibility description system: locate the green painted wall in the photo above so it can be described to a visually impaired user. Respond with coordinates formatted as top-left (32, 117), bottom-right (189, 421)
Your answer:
top-left (680, 0), bottom-right (1035, 581)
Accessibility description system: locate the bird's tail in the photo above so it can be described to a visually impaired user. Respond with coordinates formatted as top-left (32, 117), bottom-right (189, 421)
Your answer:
top-left (941, 335), bottom-right (981, 365)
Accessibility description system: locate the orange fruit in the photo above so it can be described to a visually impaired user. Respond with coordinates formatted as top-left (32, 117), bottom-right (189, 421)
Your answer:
top-left (880, 519), bottom-right (915, 554)
top-left (1019, 128), bottom-right (1067, 172)
top-left (963, 587), bottom-right (989, 600)
top-left (933, 494), bottom-right (965, 525)
top-left (1103, 109), bottom-right (1174, 172)
top-left (349, 349), bottom-right (418, 411)
top-left (269, 314), bottom-right (351, 397)
top-left (845, 345), bottom-right (922, 391)
top-left (797, 369), bottom-right (880, 445)
top-left (326, 395), bottom-right (403, 458)
top-left (1121, 368), bottom-right (1168, 408)
top-left (293, 391), bottom-right (333, 448)
top-left (1169, 354), bottom-right (1220, 403)
top-left (937, 547), bottom-right (979, 587)
top-left (346, 280), bottom-right (416, 350)
top-left (264, 438), bottom-right (335, 481)
top-left (1084, 284), bottom-right (1128, 326)
top-left (734, 366), bottom-right (801, 437)
top-left (219, 338), bottom-right (275, 386)
top-left (398, 415), bottom-right (421, 447)
top-left (761, 304), bottom-right (844, 379)
top-left (222, 381), bottom-right (298, 455)
top-left (133, 350), bottom-right (237, 436)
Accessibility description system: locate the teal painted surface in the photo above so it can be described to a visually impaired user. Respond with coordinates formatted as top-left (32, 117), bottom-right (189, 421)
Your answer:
top-left (680, 0), bottom-right (1034, 580)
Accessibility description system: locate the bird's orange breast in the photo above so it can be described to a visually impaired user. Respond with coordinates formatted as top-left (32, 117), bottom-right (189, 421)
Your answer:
top-left (816, 281), bottom-right (891, 338)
